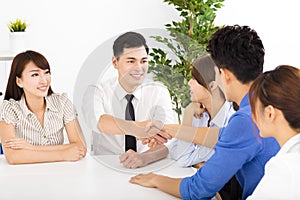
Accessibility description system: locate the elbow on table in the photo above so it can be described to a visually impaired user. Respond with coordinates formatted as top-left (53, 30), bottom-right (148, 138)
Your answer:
top-left (5, 153), bottom-right (20, 165)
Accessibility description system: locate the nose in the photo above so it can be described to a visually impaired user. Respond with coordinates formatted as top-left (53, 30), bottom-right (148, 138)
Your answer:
top-left (188, 79), bottom-right (193, 86)
top-left (39, 74), bottom-right (48, 83)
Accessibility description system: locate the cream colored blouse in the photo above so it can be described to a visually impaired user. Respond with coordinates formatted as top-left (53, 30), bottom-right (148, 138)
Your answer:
top-left (0, 93), bottom-right (77, 145)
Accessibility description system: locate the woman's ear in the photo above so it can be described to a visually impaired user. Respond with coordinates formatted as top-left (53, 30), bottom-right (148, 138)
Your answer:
top-left (16, 77), bottom-right (23, 88)
top-left (264, 105), bottom-right (276, 122)
top-left (208, 81), bottom-right (218, 92)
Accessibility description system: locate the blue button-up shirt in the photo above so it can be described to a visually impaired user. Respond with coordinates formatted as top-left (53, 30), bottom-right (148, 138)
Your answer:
top-left (180, 94), bottom-right (280, 200)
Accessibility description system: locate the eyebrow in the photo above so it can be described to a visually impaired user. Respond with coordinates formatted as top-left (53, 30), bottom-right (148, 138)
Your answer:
top-left (125, 57), bottom-right (148, 60)
top-left (28, 69), bottom-right (48, 73)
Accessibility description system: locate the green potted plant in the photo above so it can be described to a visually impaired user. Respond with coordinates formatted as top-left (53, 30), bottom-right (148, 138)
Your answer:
top-left (7, 19), bottom-right (28, 53)
top-left (149, 0), bottom-right (224, 123)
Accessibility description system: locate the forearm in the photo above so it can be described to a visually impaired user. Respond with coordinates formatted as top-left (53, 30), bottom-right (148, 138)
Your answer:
top-left (98, 114), bottom-right (149, 137)
top-left (4, 149), bottom-right (65, 164)
top-left (153, 175), bottom-right (182, 198)
top-left (31, 143), bottom-right (79, 151)
top-left (142, 145), bottom-right (168, 165)
top-left (164, 124), bottom-right (219, 148)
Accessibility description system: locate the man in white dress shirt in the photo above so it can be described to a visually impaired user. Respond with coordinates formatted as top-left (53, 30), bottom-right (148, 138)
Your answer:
top-left (82, 32), bottom-right (177, 168)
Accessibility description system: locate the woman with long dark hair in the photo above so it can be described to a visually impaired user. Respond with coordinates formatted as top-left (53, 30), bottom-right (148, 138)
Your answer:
top-left (0, 50), bottom-right (86, 164)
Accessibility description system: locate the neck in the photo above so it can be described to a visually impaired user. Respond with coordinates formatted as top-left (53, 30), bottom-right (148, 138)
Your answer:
top-left (118, 79), bottom-right (136, 93)
top-left (206, 92), bottom-right (225, 119)
top-left (24, 94), bottom-right (46, 113)
top-left (273, 121), bottom-right (298, 147)
top-left (233, 81), bottom-right (252, 106)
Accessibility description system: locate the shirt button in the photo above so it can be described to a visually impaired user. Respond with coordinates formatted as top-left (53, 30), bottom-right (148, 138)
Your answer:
top-left (43, 135), bottom-right (46, 138)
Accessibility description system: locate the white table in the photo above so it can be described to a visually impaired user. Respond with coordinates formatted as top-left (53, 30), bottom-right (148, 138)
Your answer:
top-left (0, 154), bottom-right (196, 200)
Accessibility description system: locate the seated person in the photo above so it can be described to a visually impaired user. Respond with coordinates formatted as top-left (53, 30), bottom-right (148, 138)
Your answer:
top-left (130, 25), bottom-right (280, 199)
top-left (0, 50), bottom-right (87, 164)
top-left (169, 55), bottom-right (236, 168)
top-left (247, 65), bottom-right (300, 199)
top-left (82, 31), bottom-right (177, 168)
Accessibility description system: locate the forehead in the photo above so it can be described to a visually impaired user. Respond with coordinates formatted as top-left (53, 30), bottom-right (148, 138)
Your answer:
top-left (23, 61), bottom-right (46, 73)
top-left (119, 46), bottom-right (148, 59)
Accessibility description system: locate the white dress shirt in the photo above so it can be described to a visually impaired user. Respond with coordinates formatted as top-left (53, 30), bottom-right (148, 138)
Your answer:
top-left (82, 76), bottom-right (177, 155)
top-left (169, 101), bottom-right (235, 167)
top-left (247, 133), bottom-right (300, 199)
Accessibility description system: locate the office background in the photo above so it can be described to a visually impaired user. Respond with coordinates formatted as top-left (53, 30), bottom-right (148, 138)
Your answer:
top-left (0, 0), bottom-right (299, 98)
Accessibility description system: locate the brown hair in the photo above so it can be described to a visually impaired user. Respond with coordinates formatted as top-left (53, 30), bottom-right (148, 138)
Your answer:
top-left (4, 50), bottom-right (54, 101)
top-left (249, 65), bottom-right (300, 130)
top-left (192, 55), bottom-right (216, 90)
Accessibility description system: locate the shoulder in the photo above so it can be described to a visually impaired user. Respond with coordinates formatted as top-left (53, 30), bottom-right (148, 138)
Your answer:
top-left (0, 99), bottom-right (21, 123)
top-left (1, 99), bottom-right (21, 113)
top-left (46, 93), bottom-right (74, 109)
top-left (140, 79), bottom-right (169, 93)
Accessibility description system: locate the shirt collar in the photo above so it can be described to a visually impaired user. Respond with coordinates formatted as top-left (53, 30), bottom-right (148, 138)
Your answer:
top-left (19, 94), bottom-right (58, 117)
top-left (240, 93), bottom-right (249, 108)
top-left (278, 134), bottom-right (300, 155)
top-left (114, 79), bottom-right (142, 102)
top-left (210, 101), bottom-right (233, 127)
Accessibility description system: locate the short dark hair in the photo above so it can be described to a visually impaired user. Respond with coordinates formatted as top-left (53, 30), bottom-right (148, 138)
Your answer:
top-left (113, 31), bottom-right (149, 58)
top-left (207, 25), bottom-right (265, 83)
top-left (4, 50), bottom-right (54, 101)
top-left (249, 65), bottom-right (300, 130)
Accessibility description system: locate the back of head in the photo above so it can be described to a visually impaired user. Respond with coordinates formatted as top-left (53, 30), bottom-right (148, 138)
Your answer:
top-left (4, 50), bottom-right (53, 101)
top-left (249, 65), bottom-right (300, 130)
top-left (113, 31), bottom-right (149, 58)
top-left (207, 25), bottom-right (265, 84)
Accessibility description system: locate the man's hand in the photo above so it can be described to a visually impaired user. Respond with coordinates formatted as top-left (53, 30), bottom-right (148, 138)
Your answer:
top-left (119, 149), bottom-right (147, 169)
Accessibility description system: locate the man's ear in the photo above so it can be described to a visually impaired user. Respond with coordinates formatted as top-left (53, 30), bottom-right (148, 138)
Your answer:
top-left (16, 77), bottom-right (23, 88)
top-left (112, 56), bottom-right (118, 69)
top-left (220, 68), bottom-right (234, 84)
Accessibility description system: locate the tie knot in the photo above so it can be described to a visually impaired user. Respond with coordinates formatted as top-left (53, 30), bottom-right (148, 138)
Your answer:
top-left (125, 94), bottom-right (134, 102)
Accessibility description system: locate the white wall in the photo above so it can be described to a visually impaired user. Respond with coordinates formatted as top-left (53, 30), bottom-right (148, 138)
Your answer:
top-left (1, 0), bottom-right (299, 97)
top-left (0, 0), bottom-right (180, 97)
top-left (214, 0), bottom-right (300, 71)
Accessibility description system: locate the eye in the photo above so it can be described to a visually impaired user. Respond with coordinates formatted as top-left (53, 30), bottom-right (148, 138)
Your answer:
top-left (31, 73), bottom-right (39, 77)
top-left (142, 60), bottom-right (148, 63)
top-left (127, 60), bottom-right (135, 63)
top-left (45, 70), bottom-right (51, 74)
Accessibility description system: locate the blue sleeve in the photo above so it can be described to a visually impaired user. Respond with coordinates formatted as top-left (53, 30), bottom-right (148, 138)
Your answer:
top-left (180, 113), bottom-right (261, 199)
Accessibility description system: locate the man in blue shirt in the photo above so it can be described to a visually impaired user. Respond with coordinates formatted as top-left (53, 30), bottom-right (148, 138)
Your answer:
top-left (130, 25), bottom-right (280, 200)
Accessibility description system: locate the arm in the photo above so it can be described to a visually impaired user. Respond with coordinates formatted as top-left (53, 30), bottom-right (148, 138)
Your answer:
top-left (182, 102), bottom-right (205, 126)
top-left (163, 124), bottom-right (219, 148)
top-left (98, 115), bottom-right (171, 143)
top-left (1, 124), bottom-right (86, 165)
top-left (119, 144), bottom-right (168, 168)
top-left (0, 120), bottom-right (86, 165)
top-left (130, 173), bottom-right (182, 198)
top-left (169, 139), bottom-right (214, 167)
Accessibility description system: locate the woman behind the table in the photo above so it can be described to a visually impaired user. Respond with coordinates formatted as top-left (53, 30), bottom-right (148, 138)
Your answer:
top-left (0, 50), bottom-right (86, 164)
top-left (247, 65), bottom-right (300, 199)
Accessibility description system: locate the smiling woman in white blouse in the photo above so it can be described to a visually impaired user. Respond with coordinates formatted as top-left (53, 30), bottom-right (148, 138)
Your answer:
top-left (0, 50), bottom-right (86, 164)
top-left (247, 65), bottom-right (300, 199)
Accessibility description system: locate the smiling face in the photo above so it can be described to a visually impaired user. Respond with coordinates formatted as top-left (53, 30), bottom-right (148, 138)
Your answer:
top-left (113, 46), bottom-right (148, 92)
top-left (16, 61), bottom-right (51, 99)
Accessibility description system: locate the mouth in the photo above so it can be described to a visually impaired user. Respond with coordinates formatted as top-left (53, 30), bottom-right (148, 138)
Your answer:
top-left (38, 86), bottom-right (48, 92)
top-left (130, 74), bottom-right (144, 80)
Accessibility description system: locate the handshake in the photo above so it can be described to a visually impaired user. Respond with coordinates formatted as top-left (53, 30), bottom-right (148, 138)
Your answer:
top-left (120, 119), bottom-right (174, 147)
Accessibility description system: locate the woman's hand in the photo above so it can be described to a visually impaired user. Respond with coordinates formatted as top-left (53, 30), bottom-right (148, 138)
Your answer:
top-left (62, 145), bottom-right (86, 161)
top-left (184, 102), bottom-right (206, 119)
top-left (4, 138), bottom-right (34, 150)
